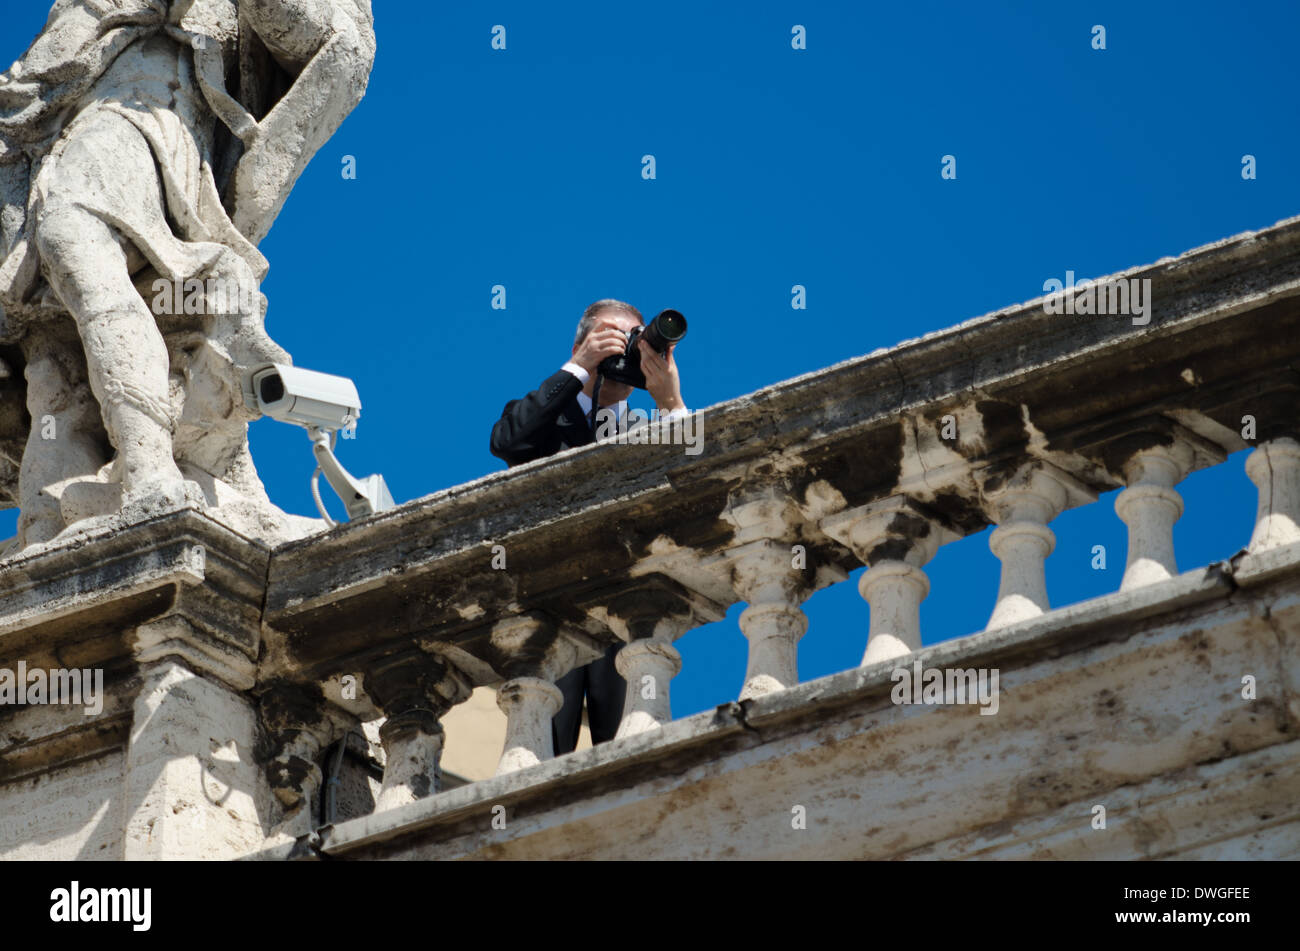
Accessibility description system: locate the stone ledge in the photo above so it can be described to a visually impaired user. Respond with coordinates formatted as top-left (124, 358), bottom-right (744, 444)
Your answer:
top-left (0, 507), bottom-right (270, 691)
top-left (305, 700), bottom-right (754, 858)
top-left (1234, 539), bottom-right (1300, 586)
top-left (900, 738), bottom-right (1300, 859)
top-left (0, 708), bottom-right (133, 785)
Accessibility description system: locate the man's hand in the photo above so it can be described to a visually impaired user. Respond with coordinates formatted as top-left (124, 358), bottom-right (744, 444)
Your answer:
top-left (571, 316), bottom-right (631, 375)
top-left (639, 338), bottom-right (684, 413)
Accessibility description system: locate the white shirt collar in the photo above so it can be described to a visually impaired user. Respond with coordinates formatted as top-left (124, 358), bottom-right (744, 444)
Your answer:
top-left (576, 391), bottom-right (626, 423)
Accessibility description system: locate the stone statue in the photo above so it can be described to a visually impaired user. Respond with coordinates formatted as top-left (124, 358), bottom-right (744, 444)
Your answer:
top-left (0, 0), bottom-right (376, 552)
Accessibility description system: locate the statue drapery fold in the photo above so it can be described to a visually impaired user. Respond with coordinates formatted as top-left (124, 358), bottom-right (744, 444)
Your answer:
top-left (0, 0), bottom-right (374, 337)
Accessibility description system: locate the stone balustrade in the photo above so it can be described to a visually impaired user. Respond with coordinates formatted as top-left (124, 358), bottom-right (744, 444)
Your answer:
top-left (244, 216), bottom-right (1300, 819)
top-left (5, 216), bottom-right (1300, 858)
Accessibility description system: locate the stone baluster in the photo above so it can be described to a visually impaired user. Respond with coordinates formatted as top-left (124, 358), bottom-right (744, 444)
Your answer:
top-left (363, 650), bottom-right (471, 810)
top-left (1246, 437), bottom-right (1300, 553)
top-left (1114, 429), bottom-right (1221, 590)
top-left (488, 613), bottom-right (594, 775)
top-left (718, 489), bottom-right (829, 700)
top-left (581, 574), bottom-right (726, 739)
top-left (730, 541), bottom-right (808, 699)
top-left (1115, 448), bottom-right (1184, 589)
top-left (496, 677), bottom-right (563, 774)
top-left (980, 462), bottom-right (1094, 630)
top-left (614, 640), bottom-right (682, 736)
top-left (258, 683), bottom-right (350, 841)
top-left (821, 496), bottom-right (958, 665)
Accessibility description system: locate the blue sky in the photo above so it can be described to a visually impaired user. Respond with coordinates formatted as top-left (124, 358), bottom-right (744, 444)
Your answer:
top-left (3, 1), bottom-right (1298, 717)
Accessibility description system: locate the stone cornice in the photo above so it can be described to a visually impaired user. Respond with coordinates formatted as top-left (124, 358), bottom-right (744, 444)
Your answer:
top-left (0, 507), bottom-right (268, 688)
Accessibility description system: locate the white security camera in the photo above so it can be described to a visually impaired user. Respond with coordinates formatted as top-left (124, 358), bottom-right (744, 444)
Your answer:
top-left (248, 364), bottom-right (361, 432)
top-left (245, 363), bottom-right (394, 524)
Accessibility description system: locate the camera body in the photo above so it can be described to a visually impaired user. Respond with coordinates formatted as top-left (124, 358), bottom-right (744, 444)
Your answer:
top-left (597, 309), bottom-right (687, 388)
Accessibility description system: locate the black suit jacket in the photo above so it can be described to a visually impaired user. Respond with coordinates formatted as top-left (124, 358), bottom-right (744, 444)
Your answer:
top-left (489, 367), bottom-right (629, 750)
top-left (489, 369), bottom-right (597, 467)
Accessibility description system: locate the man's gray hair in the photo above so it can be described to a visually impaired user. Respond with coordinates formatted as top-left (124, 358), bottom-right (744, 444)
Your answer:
top-left (574, 299), bottom-right (643, 348)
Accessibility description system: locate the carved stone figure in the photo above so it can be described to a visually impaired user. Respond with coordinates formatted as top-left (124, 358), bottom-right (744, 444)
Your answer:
top-left (0, 0), bottom-right (376, 552)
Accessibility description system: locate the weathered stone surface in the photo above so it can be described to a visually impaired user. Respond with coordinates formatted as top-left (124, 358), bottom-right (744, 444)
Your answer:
top-left (0, 509), bottom-right (280, 857)
top-left (0, 753), bottom-right (125, 860)
top-left (5, 215), bottom-right (1300, 860)
top-left (123, 660), bottom-right (271, 859)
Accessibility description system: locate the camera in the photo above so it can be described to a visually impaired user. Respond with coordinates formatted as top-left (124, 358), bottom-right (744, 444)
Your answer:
top-left (246, 364), bottom-right (361, 432)
top-left (597, 309), bottom-right (687, 388)
top-left (243, 363), bottom-right (393, 523)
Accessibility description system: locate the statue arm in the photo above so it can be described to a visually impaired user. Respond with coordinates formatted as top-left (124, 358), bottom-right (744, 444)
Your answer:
top-left (227, 1), bottom-right (376, 244)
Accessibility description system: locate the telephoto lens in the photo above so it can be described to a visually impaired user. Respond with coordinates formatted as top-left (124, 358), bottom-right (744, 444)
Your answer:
top-left (641, 309), bottom-right (687, 353)
top-left (596, 308), bottom-right (688, 388)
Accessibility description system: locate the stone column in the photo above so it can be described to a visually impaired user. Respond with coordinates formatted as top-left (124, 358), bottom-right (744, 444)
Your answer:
top-left (719, 487), bottom-right (846, 699)
top-left (122, 657), bottom-right (256, 859)
top-left (980, 462), bottom-right (1094, 630)
top-left (580, 574), bottom-right (727, 739)
top-left (721, 501), bottom-right (814, 698)
top-left (257, 682), bottom-right (347, 843)
top-left (1111, 428), bottom-right (1227, 591)
top-left (363, 650), bottom-right (471, 810)
top-left (859, 563), bottom-right (923, 664)
top-left (737, 594), bottom-right (807, 699)
top-left (821, 496), bottom-right (958, 665)
top-left (377, 713), bottom-right (443, 807)
top-left (614, 640), bottom-right (682, 737)
top-left (1115, 448), bottom-right (1184, 589)
top-left (488, 613), bottom-right (589, 775)
top-left (123, 609), bottom-right (272, 859)
top-left (1246, 437), bottom-right (1300, 553)
top-left (496, 677), bottom-right (564, 774)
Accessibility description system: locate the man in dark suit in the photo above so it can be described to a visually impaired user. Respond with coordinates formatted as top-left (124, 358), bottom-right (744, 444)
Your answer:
top-left (489, 298), bottom-right (687, 753)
